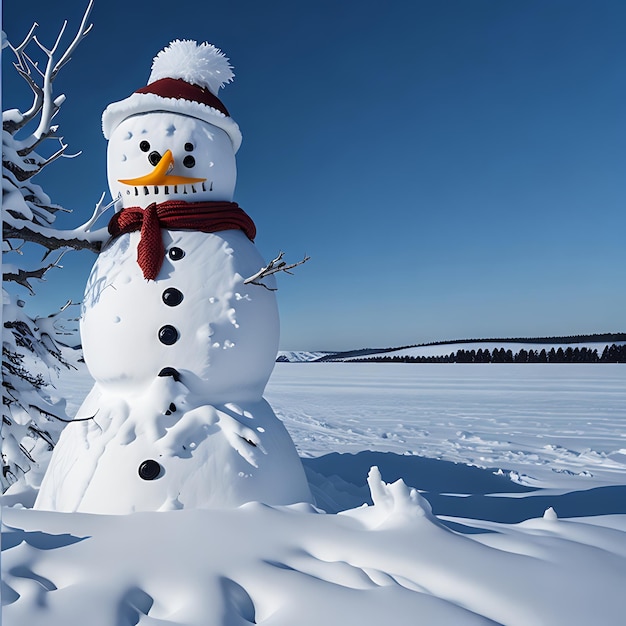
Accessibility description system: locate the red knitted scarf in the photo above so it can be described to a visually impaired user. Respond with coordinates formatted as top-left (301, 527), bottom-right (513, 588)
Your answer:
top-left (108, 200), bottom-right (256, 280)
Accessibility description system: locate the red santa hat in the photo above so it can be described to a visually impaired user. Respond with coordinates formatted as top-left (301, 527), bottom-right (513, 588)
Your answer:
top-left (102, 40), bottom-right (242, 152)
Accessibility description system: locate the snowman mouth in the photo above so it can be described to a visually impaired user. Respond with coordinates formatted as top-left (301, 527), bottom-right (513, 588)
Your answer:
top-left (124, 181), bottom-right (214, 197)
top-left (118, 150), bottom-right (207, 190)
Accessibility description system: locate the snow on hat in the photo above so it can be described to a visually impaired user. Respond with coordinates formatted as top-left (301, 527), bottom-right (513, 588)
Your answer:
top-left (102, 40), bottom-right (242, 152)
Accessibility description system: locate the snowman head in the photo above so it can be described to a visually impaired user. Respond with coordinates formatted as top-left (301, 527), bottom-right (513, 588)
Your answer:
top-left (102, 40), bottom-right (241, 208)
top-left (107, 112), bottom-right (236, 206)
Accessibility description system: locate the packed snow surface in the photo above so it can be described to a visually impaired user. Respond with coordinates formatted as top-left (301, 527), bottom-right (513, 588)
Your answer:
top-left (268, 363), bottom-right (626, 489)
top-left (3, 362), bottom-right (626, 624)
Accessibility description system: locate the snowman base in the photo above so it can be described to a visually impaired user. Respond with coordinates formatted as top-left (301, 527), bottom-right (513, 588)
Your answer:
top-left (35, 377), bottom-right (312, 514)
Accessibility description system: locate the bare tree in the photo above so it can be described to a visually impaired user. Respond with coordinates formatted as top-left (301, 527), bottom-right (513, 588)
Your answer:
top-left (2, 2), bottom-right (106, 493)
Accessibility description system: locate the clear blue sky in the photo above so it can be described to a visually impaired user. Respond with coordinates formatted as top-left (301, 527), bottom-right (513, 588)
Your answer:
top-left (4, 0), bottom-right (626, 351)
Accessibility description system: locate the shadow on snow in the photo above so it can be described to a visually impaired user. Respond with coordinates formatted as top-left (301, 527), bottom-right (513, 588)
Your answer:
top-left (303, 450), bottom-right (626, 525)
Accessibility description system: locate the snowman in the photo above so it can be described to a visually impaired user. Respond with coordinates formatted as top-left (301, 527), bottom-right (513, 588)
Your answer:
top-left (35, 40), bottom-right (312, 514)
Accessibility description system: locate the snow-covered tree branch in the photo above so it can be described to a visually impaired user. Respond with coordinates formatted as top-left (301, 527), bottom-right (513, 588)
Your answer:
top-left (2, 0), bottom-right (107, 260)
top-left (2, 3), bottom-right (100, 493)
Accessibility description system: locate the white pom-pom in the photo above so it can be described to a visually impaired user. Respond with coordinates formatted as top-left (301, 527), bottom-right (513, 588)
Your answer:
top-left (148, 39), bottom-right (235, 95)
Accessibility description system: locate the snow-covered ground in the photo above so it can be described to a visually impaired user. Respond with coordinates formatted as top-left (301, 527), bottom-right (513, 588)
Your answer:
top-left (3, 361), bottom-right (626, 624)
top-left (269, 363), bottom-right (626, 487)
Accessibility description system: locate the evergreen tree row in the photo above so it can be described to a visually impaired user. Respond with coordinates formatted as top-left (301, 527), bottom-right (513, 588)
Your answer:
top-left (350, 344), bottom-right (626, 364)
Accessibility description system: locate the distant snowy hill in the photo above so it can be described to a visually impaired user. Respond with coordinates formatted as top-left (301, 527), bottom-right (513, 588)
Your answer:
top-left (288, 334), bottom-right (626, 362)
top-left (276, 351), bottom-right (331, 362)
top-left (345, 340), bottom-right (626, 361)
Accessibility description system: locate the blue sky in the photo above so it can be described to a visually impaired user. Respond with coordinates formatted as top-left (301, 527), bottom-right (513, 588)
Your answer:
top-left (3, 0), bottom-right (626, 351)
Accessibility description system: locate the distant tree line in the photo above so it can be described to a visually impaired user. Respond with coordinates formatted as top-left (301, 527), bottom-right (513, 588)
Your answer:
top-left (315, 333), bottom-right (626, 363)
top-left (350, 344), bottom-right (626, 364)
top-left (411, 333), bottom-right (626, 348)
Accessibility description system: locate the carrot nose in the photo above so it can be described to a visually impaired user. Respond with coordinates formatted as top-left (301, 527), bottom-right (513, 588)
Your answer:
top-left (118, 149), bottom-right (205, 186)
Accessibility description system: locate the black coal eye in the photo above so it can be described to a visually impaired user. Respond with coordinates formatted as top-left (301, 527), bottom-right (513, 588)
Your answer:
top-left (148, 151), bottom-right (162, 166)
top-left (139, 141), bottom-right (150, 152)
top-left (183, 155), bottom-right (195, 168)
top-left (184, 142), bottom-right (194, 152)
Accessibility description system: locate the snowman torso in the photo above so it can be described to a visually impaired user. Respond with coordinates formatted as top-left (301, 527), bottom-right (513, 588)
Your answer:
top-left (82, 228), bottom-right (279, 402)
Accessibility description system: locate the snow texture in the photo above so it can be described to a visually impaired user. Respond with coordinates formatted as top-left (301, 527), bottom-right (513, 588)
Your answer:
top-left (4, 466), bottom-right (626, 626)
top-left (1, 290), bottom-right (73, 492)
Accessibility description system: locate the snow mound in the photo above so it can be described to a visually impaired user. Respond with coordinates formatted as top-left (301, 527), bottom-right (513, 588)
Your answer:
top-left (4, 467), bottom-right (626, 625)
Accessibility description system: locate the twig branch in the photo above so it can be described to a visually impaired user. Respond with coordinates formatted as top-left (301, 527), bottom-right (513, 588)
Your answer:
top-left (3, 2), bottom-right (93, 141)
top-left (52, 0), bottom-right (94, 78)
top-left (16, 124), bottom-right (59, 157)
top-left (76, 192), bottom-right (120, 232)
top-left (244, 251), bottom-right (310, 291)
top-left (3, 251), bottom-right (67, 294)
top-left (13, 22), bottom-right (39, 61)
top-left (29, 405), bottom-right (95, 425)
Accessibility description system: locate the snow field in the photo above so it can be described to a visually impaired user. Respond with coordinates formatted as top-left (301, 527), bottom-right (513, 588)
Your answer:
top-left (56, 360), bottom-right (626, 489)
top-left (3, 360), bottom-right (626, 624)
top-left (268, 363), bottom-right (626, 488)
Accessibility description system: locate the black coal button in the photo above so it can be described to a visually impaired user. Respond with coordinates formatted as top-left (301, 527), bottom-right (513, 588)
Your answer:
top-left (158, 367), bottom-right (180, 381)
top-left (138, 460), bottom-right (161, 481)
top-left (158, 325), bottom-right (179, 345)
top-left (162, 288), bottom-right (184, 307)
top-left (168, 247), bottom-right (185, 261)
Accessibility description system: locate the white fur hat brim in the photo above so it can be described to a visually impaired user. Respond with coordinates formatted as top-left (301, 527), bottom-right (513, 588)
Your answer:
top-left (102, 91), bottom-right (242, 152)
